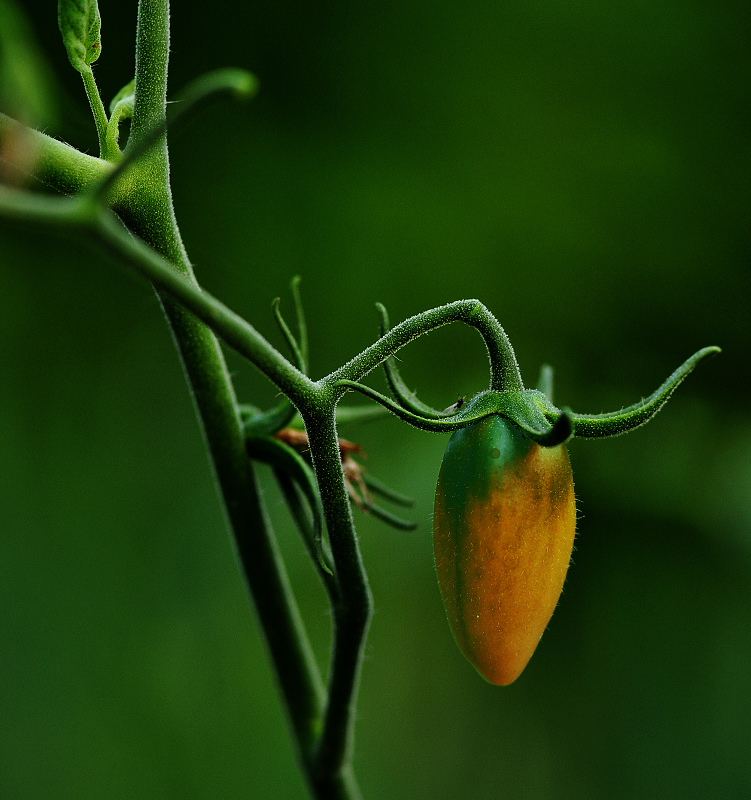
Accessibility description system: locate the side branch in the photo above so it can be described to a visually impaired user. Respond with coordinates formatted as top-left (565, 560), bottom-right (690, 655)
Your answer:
top-left (323, 300), bottom-right (524, 394)
top-left (1, 112), bottom-right (112, 194)
top-left (92, 209), bottom-right (315, 399)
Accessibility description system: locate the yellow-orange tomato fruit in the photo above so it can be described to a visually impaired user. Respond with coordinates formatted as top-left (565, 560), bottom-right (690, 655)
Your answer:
top-left (434, 415), bottom-right (576, 685)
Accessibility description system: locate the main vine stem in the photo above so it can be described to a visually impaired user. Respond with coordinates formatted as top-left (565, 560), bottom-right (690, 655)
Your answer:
top-left (124, 1), bottom-right (341, 796)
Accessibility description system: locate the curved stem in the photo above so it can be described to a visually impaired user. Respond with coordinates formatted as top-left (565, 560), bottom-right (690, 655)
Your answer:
top-left (248, 434), bottom-right (337, 588)
top-left (377, 304), bottom-right (447, 419)
top-left (326, 300), bottom-right (523, 393)
top-left (272, 467), bottom-right (338, 597)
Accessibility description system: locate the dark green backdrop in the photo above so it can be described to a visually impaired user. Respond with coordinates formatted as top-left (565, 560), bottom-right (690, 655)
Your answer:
top-left (1, 1), bottom-right (749, 797)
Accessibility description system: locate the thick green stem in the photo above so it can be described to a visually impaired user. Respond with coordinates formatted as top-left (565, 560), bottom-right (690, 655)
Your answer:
top-left (124, 0), bottom-right (328, 772)
top-left (0, 112), bottom-right (112, 193)
top-left (129, 0), bottom-right (169, 151)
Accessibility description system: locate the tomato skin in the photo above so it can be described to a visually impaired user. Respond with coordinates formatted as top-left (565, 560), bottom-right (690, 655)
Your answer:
top-left (434, 415), bottom-right (576, 685)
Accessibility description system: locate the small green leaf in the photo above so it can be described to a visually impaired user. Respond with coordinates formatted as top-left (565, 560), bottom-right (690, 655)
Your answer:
top-left (58, 0), bottom-right (102, 74)
top-left (273, 296), bottom-right (306, 374)
top-left (361, 473), bottom-right (415, 508)
top-left (290, 276), bottom-right (309, 375)
top-left (241, 399), bottom-right (297, 438)
top-left (109, 78), bottom-right (135, 116)
top-left (357, 498), bottom-right (418, 531)
top-left (104, 79), bottom-right (135, 154)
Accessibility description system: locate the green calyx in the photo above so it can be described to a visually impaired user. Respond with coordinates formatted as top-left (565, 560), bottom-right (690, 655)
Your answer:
top-left (335, 333), bottom-right (720, 447)
top-left (334, 381), bottom-right (574, 445)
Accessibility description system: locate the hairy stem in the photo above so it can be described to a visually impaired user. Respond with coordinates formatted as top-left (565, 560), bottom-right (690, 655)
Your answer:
top-left (0, 111), bottom-right (112, 193)
top-left (93, 210), bottom-right (309, 396)
top-left (124, 0), bottom-right (328, 771)
top-left (80, 70), bottom-right (111, 160)
top-left (327, 300), bottom-right (523, 393)
top-left (4, 12), bottom-right (524, 799)
top-left (303, 404), bottom-right (372, 790)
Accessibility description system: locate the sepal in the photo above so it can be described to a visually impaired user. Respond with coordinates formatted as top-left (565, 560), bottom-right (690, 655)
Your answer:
top-left (562, 346), bottom-right (721, 438)
top-left (333, 381), bottom-right (573, 446)
top-left (338, 346), bottom-right (719, 446)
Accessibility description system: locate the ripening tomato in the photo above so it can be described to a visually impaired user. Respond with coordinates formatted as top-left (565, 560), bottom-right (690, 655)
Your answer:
top-left (433, 414), bottom-right (576, 685)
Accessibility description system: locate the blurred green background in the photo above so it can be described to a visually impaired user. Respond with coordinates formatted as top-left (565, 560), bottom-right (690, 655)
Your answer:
top-left (1, 0), bottom-right (749, 797)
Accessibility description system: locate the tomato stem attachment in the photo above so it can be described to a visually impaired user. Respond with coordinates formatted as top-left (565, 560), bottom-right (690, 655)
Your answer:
top-left (335, 346), bottom-right (719, 448)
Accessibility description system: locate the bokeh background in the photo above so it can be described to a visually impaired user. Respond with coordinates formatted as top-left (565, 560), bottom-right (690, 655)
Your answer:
top-left (1, 0), bottom-right (750, 797)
